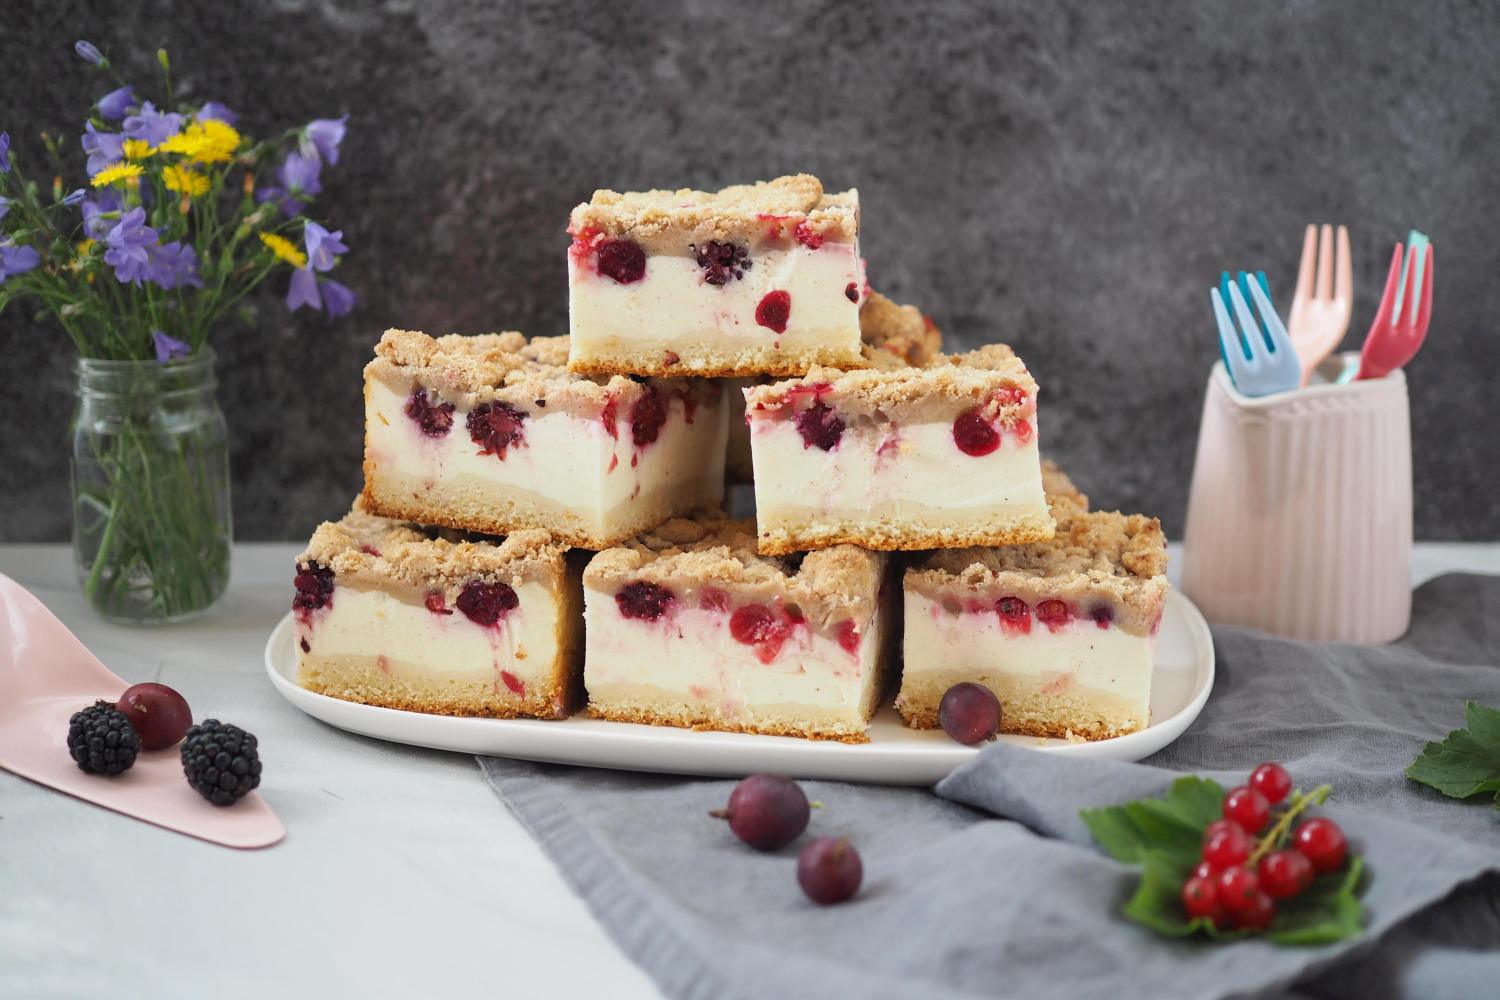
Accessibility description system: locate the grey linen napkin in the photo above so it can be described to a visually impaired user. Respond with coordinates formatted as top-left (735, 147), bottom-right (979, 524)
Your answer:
top-left (478, 574), bottom-right (1500, 1000)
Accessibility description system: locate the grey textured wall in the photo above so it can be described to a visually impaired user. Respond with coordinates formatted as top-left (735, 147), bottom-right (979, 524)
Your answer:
top-left (2, 0), bottom-right (1497, 541)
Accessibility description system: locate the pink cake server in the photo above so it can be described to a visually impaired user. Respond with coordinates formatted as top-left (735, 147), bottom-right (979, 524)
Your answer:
top-left (1356, 240), bottom-right (1433, 381)
top-left (0, 573), bottom-right (284, 849)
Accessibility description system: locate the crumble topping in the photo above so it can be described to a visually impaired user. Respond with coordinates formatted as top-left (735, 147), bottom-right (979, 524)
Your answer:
top-left (568, 174), bottom-right (859, 252)
top-left (745, 342), bottom-right (1034, 422)
top-left (907, 509), bottom-right (1169, 634)
top-left (859, 290), bottom-right (943, 367)
top-left (367, 329), bottom-right (715, 419)
top-left (298, 500), bottom-right (569, 598)
top-left (584, 513), bottom-right (885, 627)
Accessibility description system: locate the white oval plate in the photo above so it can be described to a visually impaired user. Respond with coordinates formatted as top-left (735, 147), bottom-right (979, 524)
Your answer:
top-left (265, 590), bottom-right (1214, 785)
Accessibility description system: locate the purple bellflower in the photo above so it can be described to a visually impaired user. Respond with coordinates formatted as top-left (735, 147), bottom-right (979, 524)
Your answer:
top-left (286, 266), bottom-right (321, 312)
top-left (320, 278), bottom-right (356, 318)
top-left (103, 207), bottom-right (159, 284)
top-left (82, 122), bottom-right (125, 176)
top-left (145, 241), bottom-right (203, 290)
top-left (301, 115), bottom-right (347, 166)
top-left (198, 102), bottom-right (239, 125)
top-left (1, 131), bottom-right (11, 174)
top-left (98, 86), bottom-right (136, 121)
top-left (75, 40), bottom-right (105, 65)
top-left (0, 243), bottom-right (42, 283)
top-left (122, 101), bottom-right (183, 147)
top-left (303, 222), bottom-right (347, 272)
top-left (153, 330), bottom-right (192, 363)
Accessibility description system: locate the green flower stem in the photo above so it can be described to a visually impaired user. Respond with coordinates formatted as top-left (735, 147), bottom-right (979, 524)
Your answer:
top-left (1248, 785), bottom-right (1332, 866)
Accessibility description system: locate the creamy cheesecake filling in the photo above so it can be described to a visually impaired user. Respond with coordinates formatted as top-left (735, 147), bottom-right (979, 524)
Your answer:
top-left (365, 377), bottom-right (725, 537)
top-left (297, 582), bottom-right (564, 707)
top-left (583, 592), bottom-right (885, 735)
top-left (898, 591), bottom-right (1153, 738)
top-left (568, 245), bottom-right (863, 371)
top-left (751, 416), bottom-right (1046, 515)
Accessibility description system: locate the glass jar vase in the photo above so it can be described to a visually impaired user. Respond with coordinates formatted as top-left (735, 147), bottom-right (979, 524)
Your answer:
top-left (70, 349), bottom-right (232, 624)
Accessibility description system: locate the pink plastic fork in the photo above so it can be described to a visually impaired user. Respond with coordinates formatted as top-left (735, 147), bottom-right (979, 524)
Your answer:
top-left (1356, 242), bottom-right (1433, 381)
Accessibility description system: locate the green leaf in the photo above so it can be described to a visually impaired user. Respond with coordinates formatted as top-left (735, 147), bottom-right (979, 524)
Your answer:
top-left (1080, 776), bottom-right (1225, 865)
top-left (1405, 701), bottom-right (1500, 809)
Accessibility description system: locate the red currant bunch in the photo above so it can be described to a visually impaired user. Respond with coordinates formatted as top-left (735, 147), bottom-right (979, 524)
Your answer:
top-left (1180, 761), bottom-right (1348, 933)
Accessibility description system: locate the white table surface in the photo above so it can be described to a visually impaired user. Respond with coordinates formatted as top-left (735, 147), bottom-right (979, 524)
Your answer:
top-left (2, 542), bottom-right (1497, 999)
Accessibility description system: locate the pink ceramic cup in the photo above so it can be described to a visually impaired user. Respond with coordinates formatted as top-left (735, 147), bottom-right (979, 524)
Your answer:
top-left (1181, 354), bottom-right (1412, 643)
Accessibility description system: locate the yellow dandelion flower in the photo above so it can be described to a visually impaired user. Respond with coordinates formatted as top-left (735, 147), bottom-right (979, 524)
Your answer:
top-left (159, 120), bottom-right (242, 164)
top-left (91, 162), bottom-right (144, 188)
top-left (164, 164), bottom-right (211, 197)
top-left (192, 119), bottom-right (241, 163)
top-left (259, 232), bottom-right (307, 269)
top-left (122, 139), bottom-right (155, 160)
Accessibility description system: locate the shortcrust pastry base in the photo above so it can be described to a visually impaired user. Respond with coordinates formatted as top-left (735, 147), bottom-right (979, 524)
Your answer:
top-left (568, 340), bottom-right (865, 379)
top-left (299, 655), bottom-right (580, 720)
top-left (586, 697), bottom-right (871, 744)
top-left (361, 468), bottom-right (723, 550)
top-left (756, 508), bottom-right (1055, 556)
top-left (895, 671), bottom-right (1147, 742)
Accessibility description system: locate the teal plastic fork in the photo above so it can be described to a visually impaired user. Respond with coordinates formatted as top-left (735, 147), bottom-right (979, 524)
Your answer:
top-left (1211, 271), bottom-right (1301, 397)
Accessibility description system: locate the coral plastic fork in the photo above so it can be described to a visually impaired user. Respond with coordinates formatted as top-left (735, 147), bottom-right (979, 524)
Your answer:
top-left (1212, 271), bottom-right (1302, 397)
top-left (1355, 238), bottom-right (1433, 381)
top-left (1288, 224), bottom-right (1352, 385)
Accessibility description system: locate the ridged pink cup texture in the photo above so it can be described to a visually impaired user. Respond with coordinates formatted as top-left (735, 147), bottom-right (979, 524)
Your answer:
top-left (1182, 360), bottom-right (1412, 643)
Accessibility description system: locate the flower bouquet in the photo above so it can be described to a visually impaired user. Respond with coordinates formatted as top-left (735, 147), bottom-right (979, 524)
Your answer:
top-left (0, 41), bottom-right (355, 623)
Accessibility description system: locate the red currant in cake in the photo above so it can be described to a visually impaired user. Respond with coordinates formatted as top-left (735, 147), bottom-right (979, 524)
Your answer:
top-left (1035, 599), bottom-right (1071, 629)
top-left (1223, 785), bottom-right (1271, 832)
top-left (1294, 817), bottom-right (1347, 873)
top-left (710, 773), bottom-right (810, 851)
top-left (1258, 849), bottom-right (1315, 900)
top-left (595, 238), bottom-right (646, 284)
top-left (1249, 761), bottom-right (1293, 805)
top-left (951, 407), bottom-right (1000, 456)
top-left (755, 290), bottom-right (792, 334)
top-left (995, 596), bottom-right (1032, 635)
top-left (615, 581), bottom-right (675, 622)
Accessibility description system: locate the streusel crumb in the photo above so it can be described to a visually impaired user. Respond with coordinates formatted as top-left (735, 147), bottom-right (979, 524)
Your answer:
top-left (298, 500), bottom-right (569, 599)
top-left (568, 174), bottom-right (858, 250)
top-left (584, 513), bottom-right (884, 627)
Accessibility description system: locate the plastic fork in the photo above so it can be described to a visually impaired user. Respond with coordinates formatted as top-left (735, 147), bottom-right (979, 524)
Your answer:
top-left (1288, 224), bottom-right (1352, 385)
top-left (1355, 233), bottom-right (1433, 381)
top-left (1211, 271), bottom-right (1302, 397)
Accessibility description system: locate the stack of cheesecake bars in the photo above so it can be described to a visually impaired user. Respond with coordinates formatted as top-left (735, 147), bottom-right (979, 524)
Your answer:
top-left (293, 174), bottom-right (1170, 744)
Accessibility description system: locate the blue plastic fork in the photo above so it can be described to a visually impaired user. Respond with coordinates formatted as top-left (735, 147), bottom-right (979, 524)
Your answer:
top-left (1212, 271), bottom-right (1302, 397)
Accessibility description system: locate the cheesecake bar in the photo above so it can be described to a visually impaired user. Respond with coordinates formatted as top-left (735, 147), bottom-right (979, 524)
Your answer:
top-left (293, 503), bottom-right (583, 719)
top-left (746, 344), bottom-right (1053, 554)
top-left (582, 516), bottom-right (892, 742)
top-left (896, 506), bottom-right (1169, 741)
top-left (725, 289), bottom-right (943, 483)
top-left (362, 329), bottom-right (726, 549)
top-left (567, 174), bottom-right (864, 377)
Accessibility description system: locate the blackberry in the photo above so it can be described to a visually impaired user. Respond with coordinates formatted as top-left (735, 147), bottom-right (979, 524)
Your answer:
top-left (67, 700), bottom-right (141, 775)
top-left (691, 240), bottom-right (752, 285)
top-left (180, 719), bottom-right (262, 806)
